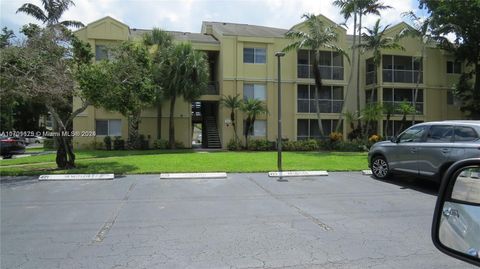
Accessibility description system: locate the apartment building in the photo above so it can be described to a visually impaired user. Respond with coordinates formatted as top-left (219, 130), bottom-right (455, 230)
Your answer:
top-left (72, 15), bottom-right (464, 149)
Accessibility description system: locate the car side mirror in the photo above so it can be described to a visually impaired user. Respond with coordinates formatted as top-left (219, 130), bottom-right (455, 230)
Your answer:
top-left (390, 136), bottom-right (397, 143)
top-left (432, 158), bottom-right (480, 267)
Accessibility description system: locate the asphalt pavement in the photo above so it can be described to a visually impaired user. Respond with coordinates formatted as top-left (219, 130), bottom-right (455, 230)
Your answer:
top-left (1, 173), bottom-right (476, 269)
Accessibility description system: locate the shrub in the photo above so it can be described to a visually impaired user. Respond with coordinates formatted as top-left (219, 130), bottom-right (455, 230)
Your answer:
top-left (113, 136), bottom-right (125, 150)
top-left (104, 136), bottom-right (112, 150)
top-left (153, 139), bottom-right (168, 149)
top-left (329, 132), bottom-right (343, 142)
top-left (87, 141), bottom-right (104, 150)
top-left (43, 138), bottom-right (54, 150)
top-left (368, 134), bottom-right (382, 143)
top-left (227, 138), bottom-right (242, 151)
top-left (248, 139), bottom-right (274, 151)
top-left (282, 139), bottom-right (318, 151)
top-left (174, 141), bottom-right (185, 149)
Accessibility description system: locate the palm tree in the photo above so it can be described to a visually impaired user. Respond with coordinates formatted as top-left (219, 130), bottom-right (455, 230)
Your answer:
top-left (143, 28), bottom-right (173, 139)
top-left (220, 94), bottom-right (242, 142)
top-left (382, 102), bottom-right (395, 139)
top-left (284, 14), bottom-right (347, 138)
top-left (17, 0), bottom-right (84, 28)
top-left (240, 98), bottom-right (267, 148)
top-left (333, 0), bottom-right (391, 122)
top-left (159, 42), bottom-right (209, 148)
top-left (397, 100), bottom-right (416, 134)
top-left (360, 103), bottom-right (383, 136)
top-left (357, 19), bottom-right (404, 136)
top-left (400, 12), bottom-right (440, 124)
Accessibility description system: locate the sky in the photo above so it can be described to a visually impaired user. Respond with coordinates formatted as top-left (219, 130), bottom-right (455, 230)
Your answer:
top-left (1, 0), bottom-right (425, 35)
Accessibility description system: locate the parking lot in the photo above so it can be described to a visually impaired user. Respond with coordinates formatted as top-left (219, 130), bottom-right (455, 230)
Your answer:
top-left (1, 173), bottom-right (476, 268)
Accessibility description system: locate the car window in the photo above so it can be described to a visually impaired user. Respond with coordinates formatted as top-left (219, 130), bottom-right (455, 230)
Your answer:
top-left (426, 125), bottom-right (453, 143)
top-left (398, 125), bottom-right (427, 143)
top-left (454, 126), bottom-right (479, 142)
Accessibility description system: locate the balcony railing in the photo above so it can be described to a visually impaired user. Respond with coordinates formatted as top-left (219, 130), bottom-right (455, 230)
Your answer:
top-left (297, 99), bottom-right (344, 113)
top-left (382, 101), bottom-right (424, 114)
top-left (383, 69), bottom-right (423, 84)
top-left (297, 64), bottom-right (344, 80)
top-left (205, 81), bottom-right (219, 95)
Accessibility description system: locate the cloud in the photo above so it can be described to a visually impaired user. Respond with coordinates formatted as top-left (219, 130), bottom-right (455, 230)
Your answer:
top-left (1, 0), bottom-right (420, 34)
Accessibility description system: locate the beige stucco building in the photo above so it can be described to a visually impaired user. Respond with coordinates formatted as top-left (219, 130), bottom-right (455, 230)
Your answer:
top-left (73, 15), bottom-right (465, 149)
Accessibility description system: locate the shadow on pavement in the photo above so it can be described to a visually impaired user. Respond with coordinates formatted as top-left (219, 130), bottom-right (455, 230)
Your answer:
top-left (372, 174), bottom-right (440, 196)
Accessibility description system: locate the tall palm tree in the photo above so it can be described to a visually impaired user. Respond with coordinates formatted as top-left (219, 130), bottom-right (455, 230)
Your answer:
top-left (17, 0), bottom-right (84, 28)
top-left (357, 19), bottom-right (404, 137)
top-left (382, 102), bottom-right (395, 139)
top-left (220, 94), bottom-right (242, 142)
top-left (240, 98), bottom-right (267, 148)
top-left (143, 28), bottom-right (173, 139)
top-left (361, 103), bottom-right (383, 136)
top-left (284, 14), bottom-right (347, 138)
top-left (159, 42), bottom-right (209, 148)
top-left (333, 0), bottom-right (391, 123)
top-left (400, 12), bottom-right (439, 124)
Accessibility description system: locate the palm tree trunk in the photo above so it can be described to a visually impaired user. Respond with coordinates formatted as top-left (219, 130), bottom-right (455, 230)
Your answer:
top-left (336, 10), bottom-right (357, 133)
top-left (244, 116), bottom-right (251, 148)
top-left (356, 12), bottom-right (363, 129)
top-left (312, 53), bottom-right (325, 138)
top-left (412, 48), bottom-right (424, 124)
top-left (231, 110), bottom-right (239, 142)
top-left (168, 96), bottom-right (176, 149)
top-left (128, 110), bottom-right (141, 149)
top-left (157, 101), bottom-right (162, 139)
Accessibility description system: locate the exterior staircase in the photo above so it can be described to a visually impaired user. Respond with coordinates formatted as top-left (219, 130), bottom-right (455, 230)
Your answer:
top-left (204, 116), bottom-right (221, 148)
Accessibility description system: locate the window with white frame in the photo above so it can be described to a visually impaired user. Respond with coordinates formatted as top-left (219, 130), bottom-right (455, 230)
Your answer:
top-left (244, 84), bottom-right (266, 101)
top-left (243, 48), bottom-right (266, 64)
top-left (95, 119), bottom-right (121, 136)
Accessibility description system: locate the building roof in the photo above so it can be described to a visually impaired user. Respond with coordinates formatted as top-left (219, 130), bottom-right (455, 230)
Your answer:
top-left (203, 21), bottom-right (288, 38)
top-left (129, 28), bottom-right (219, 44)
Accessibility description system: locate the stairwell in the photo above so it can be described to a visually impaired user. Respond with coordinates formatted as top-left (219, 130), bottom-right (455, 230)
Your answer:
top-left (205, 116), bottom-right (221, 148)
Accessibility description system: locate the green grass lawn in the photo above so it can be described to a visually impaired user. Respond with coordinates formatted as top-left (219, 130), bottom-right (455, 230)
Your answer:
top-left (0, 150), bottom-right (368, 176)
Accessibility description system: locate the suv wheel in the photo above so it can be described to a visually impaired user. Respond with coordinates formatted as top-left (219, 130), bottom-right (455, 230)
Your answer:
top-left (372, 156), bottom-right (390, 179)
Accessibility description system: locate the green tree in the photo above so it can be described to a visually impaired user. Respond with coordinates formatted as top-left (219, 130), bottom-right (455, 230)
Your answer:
top-left (142, 28), bottom-right (174, 139)
top-left (397, 100), bottom-right (416, 133)
top-left (360, 103), bottom-right (383, 136)
top-left (159, 42), bottom-right (209, 148)
top-left (240, 98), bottom-right (268, 148)
top-left (400, 11), bottom-right (439, 124)
top-left (357, 19), bottom-right (403, 136)
top-left (419, 0), bottom-right (480, 118)
top-left (17, 0), bottom-right (84, 28)
top-left (284, 13), bottom-right (347, 138)
top-left (220, 94), bottom-right (242, 142)
top-left (333, 0), bottom-right (391, 123)
top-left (382, 102), bottom-right (395, 139)
top-left (0, 27), bottom-right (15, 48)
top-left (94, 42), bottom-right (156, 149)
top-left (0, 28), bottom-right (99, 168)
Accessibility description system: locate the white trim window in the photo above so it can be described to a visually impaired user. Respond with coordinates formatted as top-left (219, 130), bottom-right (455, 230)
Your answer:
top-left (95, 119), bottom-right (122, 136)
top-left (244, 84), bottom-right (266, 101)
top-left (244, 48), bottom-right (266, 64)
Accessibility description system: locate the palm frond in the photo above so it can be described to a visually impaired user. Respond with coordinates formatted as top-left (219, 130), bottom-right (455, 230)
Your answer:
top-left (16, 3), bottom-right (47, 23)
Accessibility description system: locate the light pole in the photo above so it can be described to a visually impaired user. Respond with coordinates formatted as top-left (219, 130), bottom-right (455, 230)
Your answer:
top-left (275, 51), bottom-right (285, 181)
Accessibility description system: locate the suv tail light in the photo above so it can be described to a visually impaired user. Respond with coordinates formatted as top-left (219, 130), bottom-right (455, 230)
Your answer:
top-left (1, 139), bottom-right (16, 143)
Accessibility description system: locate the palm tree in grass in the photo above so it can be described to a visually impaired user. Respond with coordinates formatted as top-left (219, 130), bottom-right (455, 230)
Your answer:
top-left (357, 19), bottom-right (404, 137)
top-left (17, 0), bottom-right (84, 28)
top-left (240, 98), bottom-right (268, 149)
top-left (220, 94), bottom-right (242, 142)
top-left (159, 43), bottom-right (210, 148)
top-left (143, 28), bottom-right (174, 139)
top-left (361, 103), bottom-right (383, 137)
top-left (382, 102), bottom-right (396, 139)
top-left (284, 14), bottom-right (348, 138)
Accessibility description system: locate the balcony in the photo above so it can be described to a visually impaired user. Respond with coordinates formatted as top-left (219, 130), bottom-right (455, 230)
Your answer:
top-left (383, 69), bottom-right (423, 84)
top-left (205, 81), bottom-right (219, 95)
top-left (297, 64), bottom-right (344, 80)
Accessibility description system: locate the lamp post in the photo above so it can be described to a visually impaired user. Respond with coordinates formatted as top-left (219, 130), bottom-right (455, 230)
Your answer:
top-left (275, 51), bottom-right (285, 181)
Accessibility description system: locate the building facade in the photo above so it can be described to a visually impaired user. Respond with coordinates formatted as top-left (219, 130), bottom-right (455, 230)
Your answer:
top-left (73, 15), bottom-right (465, 149)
